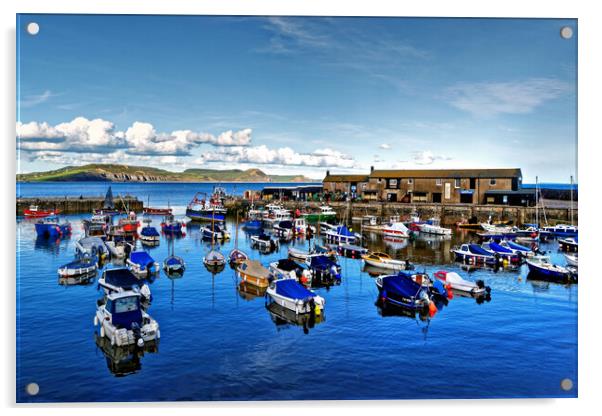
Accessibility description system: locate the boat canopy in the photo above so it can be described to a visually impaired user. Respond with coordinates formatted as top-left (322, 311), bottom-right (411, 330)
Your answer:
top-left (468, 244), bottom-right (494, 256)
top-left (274, 279), bottom-right (315, 301)
top-left (103, 268), bottom-right (139, 288)
top-left (309, 255), bottom-right (337, 270)
top-left (506, 241), bottom-right (531, 251)
top-left (382, 274), bottom-right (422, 298)
top-left (488, 242), bottom-right (514, 253)
top-left (334, 225), bottom-right (354, 236)
top-left (277, 258), bottom-right (301, 271)
top-left (277, 220), bottom-right (293, 229)
top-left (141, 227), bottom-right (160, 237)
top-left (129, 251), bottom-right (155, 265)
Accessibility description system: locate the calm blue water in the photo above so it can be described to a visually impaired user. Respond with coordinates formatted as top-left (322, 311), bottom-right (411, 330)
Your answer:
top-left (16, 183), bottom-right (577, 402)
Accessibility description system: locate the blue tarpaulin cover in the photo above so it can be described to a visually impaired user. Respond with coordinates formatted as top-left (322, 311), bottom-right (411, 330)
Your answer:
top-left (506, 241), bottom-right (531, 251)
top-left (382, 274), bottom-right (421, 298)
top-left (104, 268), bottom-right (139, 288)
top-left (309, 255), bottom-right (336, 270)
top-left (489, 242), bottom-right (514, 253)
top-left (335, 225), bottom-right (354, 236)
top-left (141, 227), bottom-right (160, 237)
top-left (277, 258), bottom-right (301, 271)
top-left (469, 244), bottom-right (494, 256)
top-left (274, 279), bottom-right (315, 300)
top-left (130, 251), bottom-right (155, 265)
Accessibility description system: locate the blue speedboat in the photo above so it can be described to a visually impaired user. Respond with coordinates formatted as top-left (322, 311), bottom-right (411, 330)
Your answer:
top-left (375, 273), bottom-right (434, 311)
top-left (35, 215), bottom-right (72, 238)
top-left (526, 258), bottom-right (573, 282)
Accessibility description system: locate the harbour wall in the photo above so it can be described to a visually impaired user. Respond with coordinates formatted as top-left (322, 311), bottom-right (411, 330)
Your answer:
top-left (16, 196), bottom-right (143, 215)
top-left (224, 200), bottom-right (577, 226)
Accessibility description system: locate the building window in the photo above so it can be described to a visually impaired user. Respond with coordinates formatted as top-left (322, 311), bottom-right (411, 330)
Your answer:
top-left (436, 178), bottom-right (442, 186)
top-left (490, 179), bottom-right (497, 186)
top-left (388, 179), bottom-right (398, 189)
top-left (408, 178), bottom-right (413, 185)
top-left (413, 192), bottom-right (428, 203)
top-left (454, 179), bottom-right (461, 188)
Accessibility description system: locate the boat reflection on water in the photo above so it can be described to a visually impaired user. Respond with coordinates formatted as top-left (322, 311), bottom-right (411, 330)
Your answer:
top-left (266, 302), bottom-right (324, 334)
top-left (94, 332), bottom-right (159, 377)
top-left (238, 281), bottom-right (267, 301)
top-left (374, 298), bottom-right (436, 341)
top-left (457, 261), bottom-right (518, 274)
top-left (58, 271), bottom-right (97, 287)
top-left (449, 288), bottom-right (492, 304)
top-left (363, 264), bottom-right (390, 277)
top-left (34, 235), bottom-right (64, 255)
top-left (414, 233), bottom-right (452, 251)
top-left (382, 236), bottom-right (409, 251)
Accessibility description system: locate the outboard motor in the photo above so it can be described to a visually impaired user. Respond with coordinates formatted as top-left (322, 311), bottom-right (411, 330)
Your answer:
top-left (131, 322), bottom-right (143, 348)
top-left (270, 239), bottom-right (276, 252)
top-left (140, 283), bottom-right (152, 303)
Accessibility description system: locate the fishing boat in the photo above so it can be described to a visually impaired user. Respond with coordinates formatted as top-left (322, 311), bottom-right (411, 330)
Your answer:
top-left (301, 205), bottom-right (337, 222)
top-left (34, 215), bottom-right (72, 238)
top-left (564, 253), bottom-right (578, 267)
top-left (558, 237), bottom-right (578, 252)
top-left (186, 191), bottom-right (227, 222)
top-left (325, 225), bottom-right (359, 244)
top-left (375, 273), bottom-right (437, 314)
top-left (361, 251), bottom-right (414, 271)
top-left (382, 221), bottom-right (411, 238)
top-left (98, 267), bottom-right (152, 303)
top-left (202, 223), bottom-right (231, 241)
top-left (433, 270), bottom-right (491, 296)
top-left (269, 258), bottom-right (313, 286)
top-left (262, 208), bottom-right (292, 229)
top-left (415, 218), bottom-right (452, 236)
top-left (76, 236), bottom-right (109, 261)
top-left (305, 255), bottom-right (341, 286)
top-left (94, 291), bottom-right (160, 347)
top-left (23, 204), bottom-right (59, 218)
top-left (251, 233), bottom-right (279, 252)
top-left (126, 250), bottom-right (160, 278)
top-left (237, 259), bottom-right (272, 288)
top-left (243, 206), bottom-right (263, 230)
top-left (451, 243), bottom-right (497, 265)
top-left (118, 211), bottom-right (140, 233)
top-left (266, 278), bottom-right (325, 315)
top-left (57, 254), bottom-right (98, 278)
top-left (161, 214), bottom-right (185, 234)
top-left (526, 257), bottom-right (573, 282)
top-left (228, 212), bottom-right (249, 266)
top-left (139, 219), bottom-right (160, 246)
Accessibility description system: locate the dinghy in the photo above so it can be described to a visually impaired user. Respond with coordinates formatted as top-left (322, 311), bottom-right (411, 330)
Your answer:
top-left (375, 273), bottom-right (437, 314)
top-left (434, 270), bottom-right (491, 296)
top-left (269, 258), bottom-right (313, 286)
top-left (58, 254), bottom-right (98, 278)
top-left (94, 291), bottom-right (160, 347)
top-left (126, 250), bottom-right (160, 278)
top-left (161, 214), bottom-right (185, 234)
top-left (163, 239), bottom-right (186, 275)
top-left (336, 243), bottom-right (368, 259)
top-left (266, 278), bottom-right (325, 315)
top-left (526, 257), bottom-right (573, 282)
top-left (361, 251), bottom-right (414, 271)
top-left (251, 233), bottom-right (279, 252)
top-left (236, 259), bottom-right (271, 288)
top-left (203, 249), bottom-right (226, 271)
top-left (98, 267), bottom-right (152, 303)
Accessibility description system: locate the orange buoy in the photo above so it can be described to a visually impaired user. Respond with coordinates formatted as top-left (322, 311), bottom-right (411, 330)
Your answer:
top-left (428, 300), bottom-right (437, 317)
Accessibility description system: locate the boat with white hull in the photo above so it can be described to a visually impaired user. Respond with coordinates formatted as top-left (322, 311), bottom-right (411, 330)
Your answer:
top-left (266, 278), bottom-right (324, 315)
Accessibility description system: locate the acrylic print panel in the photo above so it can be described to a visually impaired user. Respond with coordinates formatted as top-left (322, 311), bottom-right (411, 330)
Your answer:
top-left (16, 14), bottom-right (577, 402)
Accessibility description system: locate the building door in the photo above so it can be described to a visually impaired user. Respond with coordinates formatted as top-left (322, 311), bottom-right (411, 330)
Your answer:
top-left (432, 192), bottom-right (442, 203)
top-left (387, 193), bottom-right (397, 202)
top-left (460, 193), bottom-right (473, 204)
top-left (470, 178), bottom-right (476, 189)
top-left (444, 183), bottom-right (451, 200)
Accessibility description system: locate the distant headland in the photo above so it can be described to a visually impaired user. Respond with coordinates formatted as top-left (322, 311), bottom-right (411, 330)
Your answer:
top-left (16, 163), bottom-right (319, 183)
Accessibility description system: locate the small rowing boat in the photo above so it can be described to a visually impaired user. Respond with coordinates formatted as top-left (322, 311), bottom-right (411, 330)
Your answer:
top-left (237, 259), bottom-right (271, 288)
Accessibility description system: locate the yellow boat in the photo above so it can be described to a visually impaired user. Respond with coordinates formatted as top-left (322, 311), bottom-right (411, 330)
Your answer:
top-left (236, 260), bottom-right (271, 288)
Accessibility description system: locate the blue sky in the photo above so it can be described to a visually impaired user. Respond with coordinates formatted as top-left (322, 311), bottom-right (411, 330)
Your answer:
top-left (16, 15), bottom-right (577, 182)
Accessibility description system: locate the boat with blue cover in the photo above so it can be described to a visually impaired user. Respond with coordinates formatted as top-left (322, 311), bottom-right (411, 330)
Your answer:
top-left (57, 254), bottom-right (98, 278)
top-left (161, 214), bottom-right (185, 234)
top-left (481, 241), bottom-right (521, 263)
top-left (139, 219), bottom-right (160, 246)
top-left (375, 273), bottom-right (437, 313)
top-left (451, 243), bottom-right (498, 265)
top-left (498, 240), bottom-right (536, 257)
top-left (305, 254), bottom-right (341, 286)
top-left (397, 270), bottom-right (449, 299)
top-left (76, 236), bottom-right (109, 261)
top-left (94, 291), bottom-right (160, 347)
top-left (127, 250), bottom-right (160, 278)
top-left (541, 224), bottom-right (578, 237)
top-left (526, 257), bottom-right (574, 282)
top-left (98, 267), bottom-right (152, 303)
top-left (269, 258), bottom-right (313, 286)
top-left (35, 215), bottom-right (72, 238)
top-left (266, 278), bottom-right (325, 315)
top-left (325, 224), bottom-right (358, 244)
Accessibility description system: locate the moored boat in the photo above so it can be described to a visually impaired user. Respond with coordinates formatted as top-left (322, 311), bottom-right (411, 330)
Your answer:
top-left (139, 220), bottom-right (160, 246)
top-left (98, 267), bottom-right (152, 303)
top-left (558, 237), bottom-right (578, 252)
top-left (202, 223), bottom-right (231, 241)
top-left (564, 253), bottom-right (578, 267)
top-left (57, 254), bottom-right (98, 278)
top-left (237, 259), bottom-right (271, 288)
top-left (126, 250), bottom-right (160, 278)
top-left (305, 254), bottom-right (341, 286)
top-left (325, 224), bottom-right (359, 244)
top-left (186, 191), bottom-right (227, 222)
top-left (35, 215), bottom-right (72, 238)
top-left (228, 248), bottom-right (249, 266)
top-left (451, 243), bottom-right (497, 265)
top-left (76, 236), bottom-right (109, 261)
top-left (361, 251), bottom-right (413, 271)
top-left (375, 273), bottom-right (437, 314)
top-left (301, 205), bottom-right (337, 222)
top-left (415, 218), bottom-right (452, 236)
top-left (269, 258), bottom-right (313, 286)
top-left (161, 214), bottom-right (185, 234)
top-left (24, 204), bottom-right (59, 218)
top-left (266, 278), bottom-right (325, 315)
top-left (526, 257), bottom-right (573, 282)
top-left (382, 221), bottom-right (411, 238)
top-left (251, 233), bottom-right (279, 252)
top-left (433, 270), bottom-right (491, 296)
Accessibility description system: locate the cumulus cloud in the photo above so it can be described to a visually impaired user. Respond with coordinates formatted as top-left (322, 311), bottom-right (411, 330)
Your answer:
top-left (447, 78), bottom-right (570, 117)
top-left (17, 117), bottom-right (253, 156)
top-left (379, 143), bottom-right (391, 149)
top-left (198, 145), bottom-right (357, 168)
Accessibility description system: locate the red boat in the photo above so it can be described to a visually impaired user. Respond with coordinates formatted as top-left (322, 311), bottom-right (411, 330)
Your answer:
top-left (118, 212), bottom-right (140, 233)
top-left (143, 207), bottom-right (173, 215)
top-left (23, 205), bottom-right (60, 218)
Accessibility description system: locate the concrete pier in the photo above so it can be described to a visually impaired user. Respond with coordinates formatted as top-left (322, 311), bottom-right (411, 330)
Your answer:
top-left (17, 196), bottom-right (143, 215)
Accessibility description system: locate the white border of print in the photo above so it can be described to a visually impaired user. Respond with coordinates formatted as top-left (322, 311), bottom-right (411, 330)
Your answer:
top-left (2, 0), bottom-right (600, 415)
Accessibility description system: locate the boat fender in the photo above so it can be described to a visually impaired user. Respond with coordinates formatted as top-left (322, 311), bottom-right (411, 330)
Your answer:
top-left (137, 338), bottom-right (144, 348)
top-left (445, 284), bottom-right (453, 299)
top-left (428, 300), bottom-right (438, 317)
top-left (140, 284), bottom-right (151, 301)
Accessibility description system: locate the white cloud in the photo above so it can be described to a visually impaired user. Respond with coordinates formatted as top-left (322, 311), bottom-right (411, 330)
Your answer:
top-left (17, 117), bottom-right (253, 156)
top-left (19, 90), bottom-right (54, 108)
top-left (198, 145), bottom-right (357, 169)
top-left (379, 143), bottom-right (391, 149)
top-left (412, 150), bottom-right (452, 165)
top-left (447, 78), bottom-right (570, 117)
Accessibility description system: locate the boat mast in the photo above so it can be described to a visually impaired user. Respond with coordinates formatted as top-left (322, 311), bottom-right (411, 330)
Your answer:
top-left (535, 176), bottom-right (539, 227)
top-left (235, 210), bottom-right (239, 249)
top-left (570, 175), bottom-right (574, 226)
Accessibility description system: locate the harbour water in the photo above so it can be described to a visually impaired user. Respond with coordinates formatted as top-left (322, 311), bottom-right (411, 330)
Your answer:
top-left (16, 183), bottom-right (577, 402)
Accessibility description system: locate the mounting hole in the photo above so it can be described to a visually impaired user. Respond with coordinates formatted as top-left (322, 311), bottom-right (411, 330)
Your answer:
top-left (26, 22), bottom-right (40, 36)
top-left (560, 26), bottom-right (573, 40)
top-left (26, 382), bottom-right (39, 396)
top-left (561, 378), bottom-right (573, 391)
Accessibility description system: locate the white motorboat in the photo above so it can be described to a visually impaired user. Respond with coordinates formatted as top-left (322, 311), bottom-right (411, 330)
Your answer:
top-left (361, 251), bottom-right (413, 271)
top-left (269, 258), bottom-right (313, 286)
top-left (564, 253), bottom-right (578, 267)
top-left (382, 221), bottom-right (411, 238)
top-left (416, 218), bottom-right (452, 236)
top-left (266, 278), bottom-right (324, 315)
top-left (94, 291), bottom-right (160, 347)
top-left (126, 250), bottom-right (160, 278)
top-left (433, 270), bottom-right (490, 296)
top-left (251, 233), bottom-right (279, 252)
top-left (98, 267), bottom-right (152, 303)
top-left (263, 208), bottom-right (292, 228)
